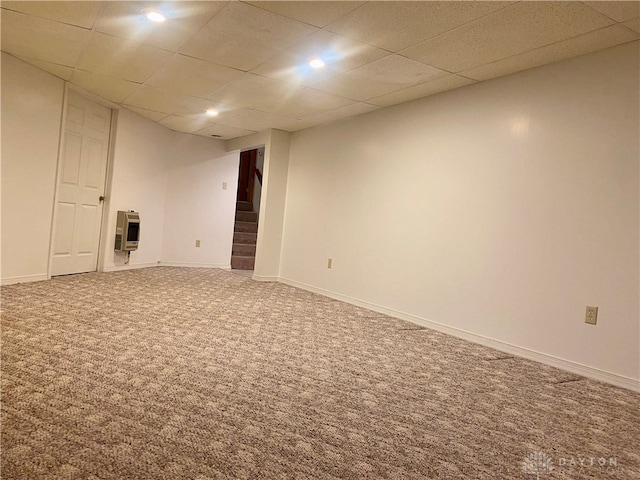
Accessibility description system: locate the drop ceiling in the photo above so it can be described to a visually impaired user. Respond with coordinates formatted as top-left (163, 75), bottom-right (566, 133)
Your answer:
top-left (1, 1), bottom-right (638, 139)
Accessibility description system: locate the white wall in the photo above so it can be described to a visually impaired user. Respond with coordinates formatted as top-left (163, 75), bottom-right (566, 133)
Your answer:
top-left (226, 130), bottom-right (291, 280)
top-left (280, 42), bottom-right (640, 385)
top-left (70, 106), bottom-right (232, 271)
top-left (161, 135), bottom-right (238, 268)
top-left (254, 130), bottom-right (290, 280)
top-left (100, 108), bottom-right (173, 271)
top-left (1, 53), bottom-right (64, 284)
top-left (1, 54), bottom-right (231, 279)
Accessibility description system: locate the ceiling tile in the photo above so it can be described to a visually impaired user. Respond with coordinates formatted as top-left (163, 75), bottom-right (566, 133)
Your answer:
top-left (214, 108), bottom-right (298, 132)
top-left (158, 115), bottom-right (216, 134)
top-left (194, 123), bottom-right (257, 140)
top-left (308, 74), bottom-right (386, 101)
top-left (401, 2), bottom-right (615, 72)
top-left (94, 1), bottom-right (226, 52)
top-left (312, 54), bottom-right (449, 101)
top-left (14, 55), bottom-right (74, 80)
top-left (179, 2), bottom-right (317, 71)
top-left (250, 49), bottom-right (342, 86)
top-left (124, 106), bottom-right (169, 122)
top-left (623, 17), bottom-right (640, 34)
top-left (325, 1), bottom-right (512, 52)
top-left (146, 54), bottom-right (244, 98)
top-left (461, 25), bottom-right (639, 81)
top-left (282, 102), bottom-right (379, 132)
top-left (585, 1), bottom-right (639, 22)
top-left (78, 32), bottom-right (173, 83)
top-left (0, 9), bottom-right (91, 66)
top-left (71, 70), bottom-right (141, 103)
top-left (1, 1), bottom-right (103, 28)
top-left (124, 86), bottom-right (216, 116)
top-left (206, 73), bottom-right (301, 109)
top-left (245, 1), bottom-right (364, 28)
top-left (367, 74), bottom-right (476, 107)
top-left (260, 88), bottom-right (354, 118)
top-left (250, 30), bottom-right (389, 85)
top-left (350, 55), bottom-right (450, 85)
top-left (2, 0), bottom-right (633, 139)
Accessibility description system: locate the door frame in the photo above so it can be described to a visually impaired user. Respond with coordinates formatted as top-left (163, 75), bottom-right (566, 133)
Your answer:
top-left (47, 84), bottom-right (120, 279)
top-left (237, 148), bottom-right (258, 205)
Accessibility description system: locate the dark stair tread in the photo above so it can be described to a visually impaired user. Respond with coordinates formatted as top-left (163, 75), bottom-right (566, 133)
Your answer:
top-left (231, 254), bottom-right (256, 270)
top-left (236, 201), bottom-right (253, 211)
top-left (236, 211), bottom-right (258, 220)
top-left (232, 243), bottom-right (256, 251)
top-left (233, 233), bottom-right (257, 245)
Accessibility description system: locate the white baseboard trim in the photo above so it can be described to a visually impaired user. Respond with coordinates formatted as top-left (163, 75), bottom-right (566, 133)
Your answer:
top-left (103, 262), bottom-right (159, 272)
top-left (1, 273), bottom-right (49, 286)
top-left (252, 274), bottom-right (279, 282)
top-left (158, 261), bottom-right (231, 269)
top-left (279, 277), bottom-right (639, 393)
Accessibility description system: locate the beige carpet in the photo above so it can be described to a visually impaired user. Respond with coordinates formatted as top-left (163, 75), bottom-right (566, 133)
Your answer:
top-left (1, 267), bottom-right (638, 479)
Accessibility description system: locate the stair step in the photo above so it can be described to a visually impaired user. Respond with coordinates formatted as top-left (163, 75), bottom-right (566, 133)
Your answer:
top-left (236, 201), bottom-right (253, 212)
top-left (235, 221), bottom-right (258, 233)
top-left (234, 232), bottom-right (257, 245)
top-left (236, 210), bottom-right (258, 223)
top-left (231, 255), bottom-right (255, 270)
top-left (232, 243), bottom-right (256, 256)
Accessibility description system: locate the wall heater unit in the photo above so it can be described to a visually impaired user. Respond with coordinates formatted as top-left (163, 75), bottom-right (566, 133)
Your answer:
top-left (115, 210), bottom-right (140, 251)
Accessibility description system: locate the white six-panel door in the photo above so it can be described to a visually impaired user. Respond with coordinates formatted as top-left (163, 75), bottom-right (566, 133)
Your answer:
top-left (51, 91), bottom-right (112, 276)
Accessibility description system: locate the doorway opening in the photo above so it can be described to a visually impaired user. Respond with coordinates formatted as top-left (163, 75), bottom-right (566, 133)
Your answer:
top-left (231, 147), bottom-right (264, 271)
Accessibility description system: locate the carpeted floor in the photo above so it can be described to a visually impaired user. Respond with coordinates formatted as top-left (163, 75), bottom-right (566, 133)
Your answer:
top-left (1, 267), bottom-right (638, 479)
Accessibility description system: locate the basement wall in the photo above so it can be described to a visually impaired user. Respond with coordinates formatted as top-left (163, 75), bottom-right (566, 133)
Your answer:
top-left (101, 108), bottom-right (172, 271)
top-left (0, 53), bottom-right (231, 282)
top-left (1, 52), bottom-right (64, 284)
top-left (161, 136), bottom-right (238, 268)
top-left (279, 42), bottom-right (640, 386)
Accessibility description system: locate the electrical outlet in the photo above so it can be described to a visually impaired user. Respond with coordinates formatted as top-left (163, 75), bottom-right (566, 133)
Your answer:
top-left (327, 258), bottom-right (332, 269)
top-left (585, 306), bottom-right (598, 325)
top-left (222, 182), bottom-right (227, 190)
top-left (195, 240), bottom-right (201, 248)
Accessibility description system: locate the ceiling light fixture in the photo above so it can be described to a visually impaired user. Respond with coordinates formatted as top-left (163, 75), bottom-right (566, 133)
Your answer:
top-left (144, 9), bottom-right (166, 23)
top-left (206, 109), bottom-right (219, 117)
top-left (309, 58), bottom-right (325, 69)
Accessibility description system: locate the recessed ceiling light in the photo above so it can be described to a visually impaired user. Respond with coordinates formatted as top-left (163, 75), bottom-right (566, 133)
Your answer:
top-left (206, 109), bottom-right (219, 117)
top-left (144, 9), bottom-right (166, 23)
top-left (309, 58), bottom-right (325, 69)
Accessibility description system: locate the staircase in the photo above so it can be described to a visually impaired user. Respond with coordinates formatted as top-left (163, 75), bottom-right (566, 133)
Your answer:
top-left (231, 201), bottom-right (257, 270)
